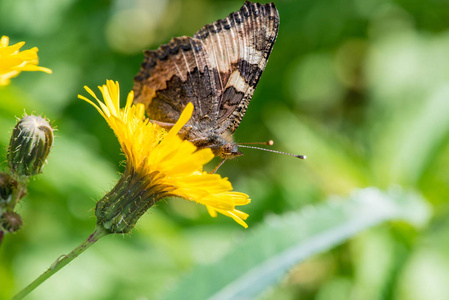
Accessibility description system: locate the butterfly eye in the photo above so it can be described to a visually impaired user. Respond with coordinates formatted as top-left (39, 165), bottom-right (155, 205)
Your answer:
top-left (223, 143), bottom-right (233, 154)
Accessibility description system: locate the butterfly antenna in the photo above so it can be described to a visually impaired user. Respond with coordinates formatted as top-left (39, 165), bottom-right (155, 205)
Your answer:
top-left (238, 140), bottom-right (274, 146)
top-left (237, 142), bottom-right (306, 159)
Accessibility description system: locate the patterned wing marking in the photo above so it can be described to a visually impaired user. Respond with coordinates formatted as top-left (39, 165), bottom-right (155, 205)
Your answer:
top-left (133, 36), bottom-right (220, 126)
top-left (133, 1), bottom-right (279, 136)
top-left (193, 1), bottom-right (279, 133)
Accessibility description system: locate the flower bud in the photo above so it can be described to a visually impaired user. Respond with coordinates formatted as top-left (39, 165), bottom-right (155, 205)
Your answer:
top-left (1, 211), bottom-right (23, 233)
top-left (8, 115), bottom-right (54, 177)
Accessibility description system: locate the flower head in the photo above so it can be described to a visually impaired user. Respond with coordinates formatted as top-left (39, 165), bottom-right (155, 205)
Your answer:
top-left (78, 80), bottom-right (250, 232)
top-left (0, 36), bottom-right (52, 86)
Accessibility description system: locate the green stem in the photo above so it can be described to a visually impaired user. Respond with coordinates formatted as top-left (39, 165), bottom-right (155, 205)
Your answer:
top-left (12, 225), bottom-right (110, 300)
top-left (13, 177), bottom-right (29, 209)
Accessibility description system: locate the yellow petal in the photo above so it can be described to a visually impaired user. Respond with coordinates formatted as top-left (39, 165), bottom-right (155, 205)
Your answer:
top-left (79, 81), bottom-right (251, 227)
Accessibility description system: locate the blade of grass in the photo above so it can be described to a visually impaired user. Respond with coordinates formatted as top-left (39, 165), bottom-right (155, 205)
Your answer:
top-left (161, 187), bottom-right (430, 300)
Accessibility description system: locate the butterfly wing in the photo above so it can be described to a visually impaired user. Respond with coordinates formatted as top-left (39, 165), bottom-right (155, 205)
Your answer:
top-left (133, 36), bottom-right (220, 128)
top-left (133, 1), bottom-right (279, 135)
top-left (193, 1), bottom-right (279, 134)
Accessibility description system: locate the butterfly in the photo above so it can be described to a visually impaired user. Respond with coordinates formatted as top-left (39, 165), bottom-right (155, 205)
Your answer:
top-left (133, 1), bottom-right (279, 161)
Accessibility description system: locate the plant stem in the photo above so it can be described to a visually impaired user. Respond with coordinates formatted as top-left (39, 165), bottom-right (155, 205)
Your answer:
top-left (13, 177), bottom-right (29, 209)
top-left (12, 225), bottom-right (110, 300)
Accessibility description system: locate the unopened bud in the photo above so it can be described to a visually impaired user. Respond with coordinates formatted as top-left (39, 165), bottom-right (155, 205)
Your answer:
top-left (1, 211), bottom-right (23, 233)
top-left (8, 115), bottom-right (54, 177)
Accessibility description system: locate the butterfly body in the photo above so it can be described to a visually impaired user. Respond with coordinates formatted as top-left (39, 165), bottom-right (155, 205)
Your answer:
top-left (133, 1), bottom-right (279, 159)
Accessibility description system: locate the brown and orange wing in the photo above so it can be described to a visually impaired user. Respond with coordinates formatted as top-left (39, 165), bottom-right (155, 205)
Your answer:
top-left (133, 1), bottom-right (279, 134)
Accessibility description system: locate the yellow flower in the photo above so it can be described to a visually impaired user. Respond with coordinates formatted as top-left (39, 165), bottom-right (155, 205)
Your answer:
top-left (78, 80), bottom-right (250, 231)
top-left (0, 35), bottom-right (52, 86)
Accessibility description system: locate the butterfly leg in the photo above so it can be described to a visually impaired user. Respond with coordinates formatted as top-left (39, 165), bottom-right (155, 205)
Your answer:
top-left (150, 120), bottom-right (194, 139)
top-left (210, 158), bottom-right (227, 174)
top-left (149, 120), bottom-right (176, 129)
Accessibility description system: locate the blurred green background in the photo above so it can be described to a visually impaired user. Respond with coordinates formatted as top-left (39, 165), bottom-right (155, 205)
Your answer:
top-left (1, 0), bottom-right (449, 299)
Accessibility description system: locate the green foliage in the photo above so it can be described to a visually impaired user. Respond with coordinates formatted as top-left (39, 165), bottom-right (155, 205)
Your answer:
top-left (162, 188), bottom-right (430, 300)
top-left (0, 0), bottom-right (447, 299)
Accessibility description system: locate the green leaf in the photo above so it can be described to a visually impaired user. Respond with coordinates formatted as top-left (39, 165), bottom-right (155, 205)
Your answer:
top-left (161, 187), bottom-right (431, 300)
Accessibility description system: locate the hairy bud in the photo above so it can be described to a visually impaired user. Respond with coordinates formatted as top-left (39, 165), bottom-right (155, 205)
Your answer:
top-left (8, 115), bottom-right (54, 177)
top-left (1, 211), bottom-right (23, 233)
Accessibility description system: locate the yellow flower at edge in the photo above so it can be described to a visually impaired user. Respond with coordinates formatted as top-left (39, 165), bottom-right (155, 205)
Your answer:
top-left (0, 35), bottom-right (52, 86)
top-left (78, 80), bottom-right (250, 231)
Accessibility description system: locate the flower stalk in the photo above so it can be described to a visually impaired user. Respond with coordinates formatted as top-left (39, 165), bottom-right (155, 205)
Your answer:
top-left (12, 80), bottom-right (251, 298)
top-left (12, 226), bottom-right (110, 300)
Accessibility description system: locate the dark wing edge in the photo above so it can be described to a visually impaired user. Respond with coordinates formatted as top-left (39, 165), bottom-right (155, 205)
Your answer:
top-left (133, 1), bottom-right (279, 133)
top-left (193, 1), bottom-right (280, 133)
top-left (133, 36), bottom-right (220, 125)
